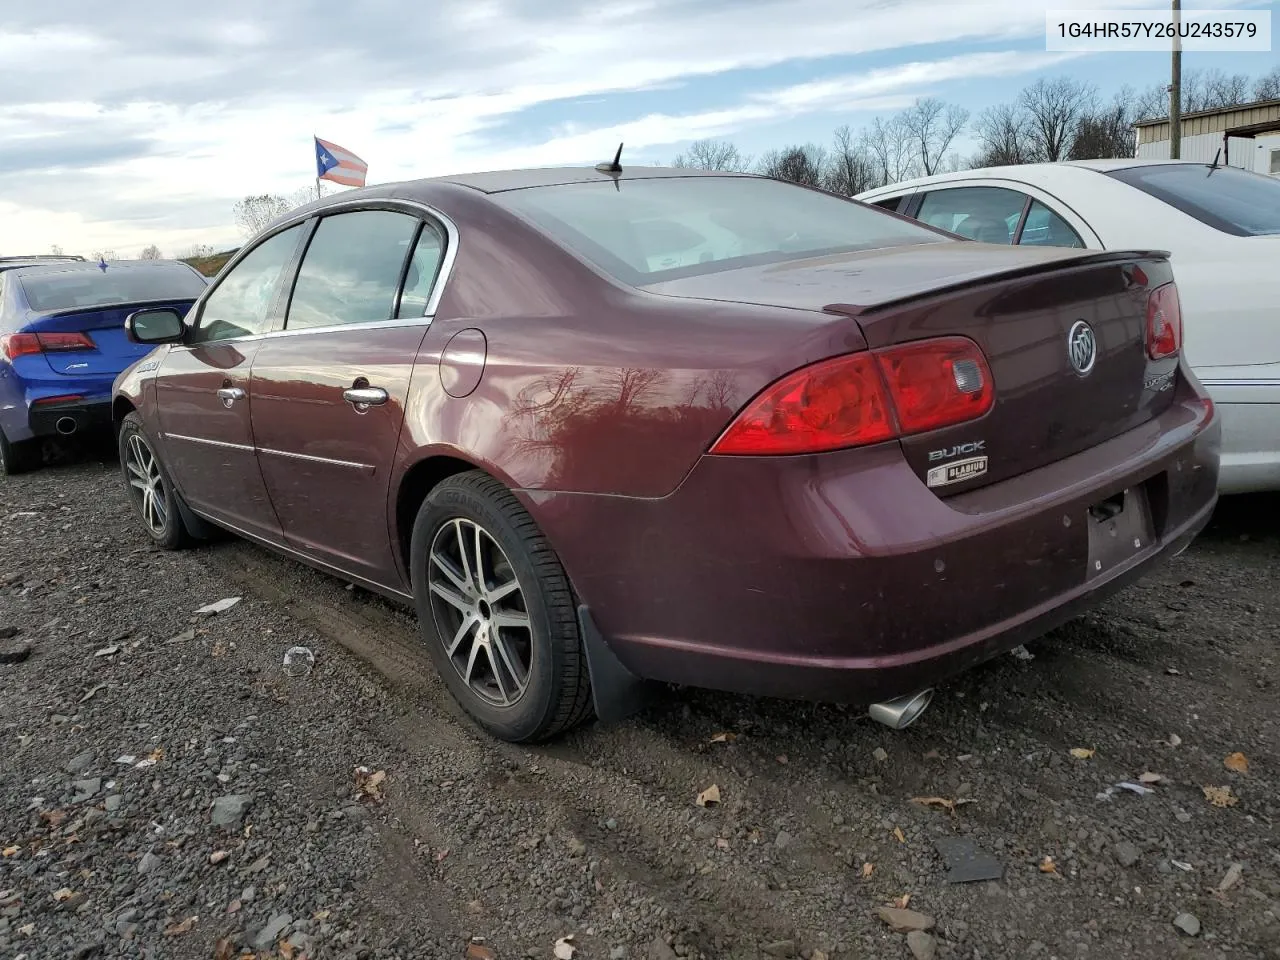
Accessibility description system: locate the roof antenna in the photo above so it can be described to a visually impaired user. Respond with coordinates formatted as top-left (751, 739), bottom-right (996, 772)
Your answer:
top-left (1207, 147), bottom-right (1222, 175)
top-left (595, 142), bottom-right (624, 175)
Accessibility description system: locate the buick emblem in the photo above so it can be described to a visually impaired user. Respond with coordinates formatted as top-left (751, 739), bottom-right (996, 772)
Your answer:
top-left (1067, 320), bottom-right (1097, 376)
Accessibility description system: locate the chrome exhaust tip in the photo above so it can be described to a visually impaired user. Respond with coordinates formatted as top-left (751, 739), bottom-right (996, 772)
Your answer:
top-left (868, 689), bottom-right (933, 730)
top-left (54, 417), bottom-right (77, 436)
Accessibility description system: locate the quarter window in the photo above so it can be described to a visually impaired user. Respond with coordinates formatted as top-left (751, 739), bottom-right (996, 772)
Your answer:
top-left (915, 187), bottom-right (1029, 244)
top-left (286, 210), bottom-right (420, 330)
top-left (395, 224), bottom-right (447, 319)
top-left (191, 224), bottom-right (303, 342)
top-left (1016, 201), bottom-right (1084, 248)
top-left (870, 196), bottom-right (904, 213)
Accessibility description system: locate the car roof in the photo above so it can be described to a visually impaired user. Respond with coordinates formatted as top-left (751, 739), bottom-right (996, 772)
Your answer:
top-left (859, 159), bottom-right (1219, 196)
top-left (0, 254), bottom-right (85, 263)
top-left (425, 164), bottom-right (751, 194)
top-left (10, 259), bottom-right (191, 278)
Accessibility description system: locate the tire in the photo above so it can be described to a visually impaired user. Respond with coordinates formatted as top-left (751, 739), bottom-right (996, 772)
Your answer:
top-left (0, 428), bottom-right (41, 476)
top-left (409, 470), bottom-right (593, 743)
top-left (117, 412), bottom-right (195, 550)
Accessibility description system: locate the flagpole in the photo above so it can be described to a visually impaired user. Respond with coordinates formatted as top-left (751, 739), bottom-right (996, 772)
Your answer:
top-left (314, 133), bottom-right (322, 201)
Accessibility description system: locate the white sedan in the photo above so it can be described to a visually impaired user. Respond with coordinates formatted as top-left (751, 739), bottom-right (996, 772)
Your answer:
top-left (857, 160), bottom-right (1280, 494)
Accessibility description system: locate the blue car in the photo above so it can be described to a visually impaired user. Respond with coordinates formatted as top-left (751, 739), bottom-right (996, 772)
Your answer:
top-left (0, 258), bottom-right (208, 474)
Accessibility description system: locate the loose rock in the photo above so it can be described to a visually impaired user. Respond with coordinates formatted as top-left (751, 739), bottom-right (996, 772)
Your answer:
top-left (1173, 913), bottom-right (1201, 936)
top-left (1113, 841), bottom-right (1141, 868)
top-left (877, 907), bottom-right (936, 933)
top-left (253, 913), bottom-right (293, 949)
top-left (907, 931), bottom-right (938, 960)
top-left (210, 794), bottom-right (252, 827)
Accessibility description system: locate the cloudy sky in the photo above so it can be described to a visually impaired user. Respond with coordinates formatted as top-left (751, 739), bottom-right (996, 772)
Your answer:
top-left (2, 0), bottom-right (1275, 257)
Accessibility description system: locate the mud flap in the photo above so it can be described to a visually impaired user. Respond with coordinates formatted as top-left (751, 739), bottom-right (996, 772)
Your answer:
top-left (578, 605), bottom-right (654, 723)
top-left (174, 490), bottom-right (223, 541)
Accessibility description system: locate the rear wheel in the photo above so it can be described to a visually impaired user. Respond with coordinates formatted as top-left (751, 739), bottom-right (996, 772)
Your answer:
top-left (118, 413), bottom-right (194, 550)
top-left (409, 470), bottom-right (592, 742)
top-left (0, 428), bottom-right (41, 476)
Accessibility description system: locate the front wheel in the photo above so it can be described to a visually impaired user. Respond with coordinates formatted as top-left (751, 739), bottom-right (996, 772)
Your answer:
top-left (118, 413), bottom-right (193, 550)
top-left (409, 470), bottom-right (592, 743)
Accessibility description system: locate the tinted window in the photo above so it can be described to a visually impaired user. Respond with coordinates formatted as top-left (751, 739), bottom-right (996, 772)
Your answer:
top-left (193, 225), bottom-right (303, 343)
top-left (871, 196), bottom-right (904, 212)
top-left (1017, 200), bottom-right (1084, 248)
top-left (395, 224), bottom-right (446, 319)
top-left (287, 210), bottom-right (419, 330)
top-left (19, 262), bottom-right (206, 313)
top-left (915, 187), bottom-right (1028, 243)
top-left (1107, 164), bottom-right (1280, 236)
top-left (496, 176), bottom-right (943, 285)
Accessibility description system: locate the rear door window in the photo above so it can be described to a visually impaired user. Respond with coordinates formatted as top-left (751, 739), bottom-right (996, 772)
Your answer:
top-left (915, 187), bottom-right (1030, 243)
top-left (1106, 164), bottom-right (1280, 236)
top-left (285, 210), bottom-right (420, 330)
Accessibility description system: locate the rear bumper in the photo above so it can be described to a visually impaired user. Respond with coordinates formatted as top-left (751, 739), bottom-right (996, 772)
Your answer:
top-left (28, 397), bottom-right (112, 437)
top-left (1199, 379), bottom-right (1280, 494)
top-left (524, 382), bottom-right (1220, 705)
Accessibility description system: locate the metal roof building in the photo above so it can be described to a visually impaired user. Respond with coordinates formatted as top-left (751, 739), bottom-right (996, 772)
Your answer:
top-left (1134, 98), bottom-right (1280, 174)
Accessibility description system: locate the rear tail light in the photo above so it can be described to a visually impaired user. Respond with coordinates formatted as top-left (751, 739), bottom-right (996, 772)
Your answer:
top-left (1145, 282), bottom-right (1182, 361)
top-left (710, 336), bottom-right (994, 456)
top-left (0, 331), bottom-right (94, 360)
top-left (874, 337), bottom-right (995, 434)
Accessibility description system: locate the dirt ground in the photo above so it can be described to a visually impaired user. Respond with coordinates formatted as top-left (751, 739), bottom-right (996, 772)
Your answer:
top-left (0, 450), bottom-right (1276, 960)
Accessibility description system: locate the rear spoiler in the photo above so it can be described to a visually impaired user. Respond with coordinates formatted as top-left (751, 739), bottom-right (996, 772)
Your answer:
top-left (823, 248), bottom-right (1173, 319)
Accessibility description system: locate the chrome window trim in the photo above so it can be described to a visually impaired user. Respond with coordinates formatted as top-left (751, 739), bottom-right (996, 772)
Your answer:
top-left (256, 446), bottom-right (375, 472)
top-left (163, 432), bottom-right (255, 452)
top-left (180, 198), bottom-right (460, 346)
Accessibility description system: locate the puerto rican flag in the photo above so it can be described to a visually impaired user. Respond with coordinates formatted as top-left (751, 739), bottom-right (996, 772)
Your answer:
top-left (315, 136), bottom-right (368, 187)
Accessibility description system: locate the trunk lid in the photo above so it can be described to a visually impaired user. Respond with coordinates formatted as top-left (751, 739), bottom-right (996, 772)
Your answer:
top-left (645, 243), bottom-right (1179, 494)
top-left (25, 301), bottom-right (196, 376)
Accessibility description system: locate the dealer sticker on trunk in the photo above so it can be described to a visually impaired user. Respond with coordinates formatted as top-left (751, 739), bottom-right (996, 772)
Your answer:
top-left (926, 456), bottom-right (988, 488)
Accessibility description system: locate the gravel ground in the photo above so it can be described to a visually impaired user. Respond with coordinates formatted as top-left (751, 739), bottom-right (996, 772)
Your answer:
top-left (0, 446), bottom-right (1276, 960)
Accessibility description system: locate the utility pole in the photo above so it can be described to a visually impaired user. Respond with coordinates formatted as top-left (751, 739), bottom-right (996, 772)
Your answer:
top-left (1169, 0), bottom-right (1182, 159)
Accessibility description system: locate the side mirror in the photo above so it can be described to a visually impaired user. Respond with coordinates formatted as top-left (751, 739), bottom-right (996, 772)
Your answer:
top-left (126, 308), bottom-right (185, 344)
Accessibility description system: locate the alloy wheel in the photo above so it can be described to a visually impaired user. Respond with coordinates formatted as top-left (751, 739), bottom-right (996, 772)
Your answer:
top-left (427, 517), bottom-right (533, 707)
top-left (124, 433), bottom-right (168, 537)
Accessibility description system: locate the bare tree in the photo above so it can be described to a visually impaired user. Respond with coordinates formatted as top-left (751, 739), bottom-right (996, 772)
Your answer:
top-left (50, 244), bottom-right (64, 256)
top-left (824, 125), bottom-right (877, 196)
top-left (971, 102), bottom-right (1035, 167)
top-left (1199, 68), bottom-right (1252, 110)
top-left (139, 244), bottom-right (163, 260)
top-left (233, 194), bottom-right (296, 238)
top-left (1255, 64), bottom-right (1280, 101)
top-left (860, 115), bottom-right (916, 185)
top-left (757, 145), bottom-right (828, 186)
top-left (672, 139), bottom-right (752, 171)
top-left (177, 243), bottom-right (215, 259)
top-left (900, 97), bottom-right (969, 177)
top-left (91, 249), bottom-right (118, 262)
top-left (1131, 82), bottom-right (1167, 123)
top-left (1019, 77), bottom-right (1095, 162)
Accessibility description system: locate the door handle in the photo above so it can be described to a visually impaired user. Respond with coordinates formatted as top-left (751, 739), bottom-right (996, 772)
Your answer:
top-left (216, 386), bottom-right (245, 407)
top-left (343, 387), bottom-right (388, 408)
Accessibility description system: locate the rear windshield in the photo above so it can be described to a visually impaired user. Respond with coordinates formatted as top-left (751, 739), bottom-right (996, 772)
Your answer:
top-left (20, 263), bottom-right (206, 312)
top-left (1106, 164), bottom-right (1280, 237)
top-left (496, 176), bottom-right (946, 284)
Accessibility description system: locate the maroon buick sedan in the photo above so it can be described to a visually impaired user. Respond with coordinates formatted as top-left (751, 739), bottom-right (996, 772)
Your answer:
top-left (112, 164), bottom-right (1220, 742)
